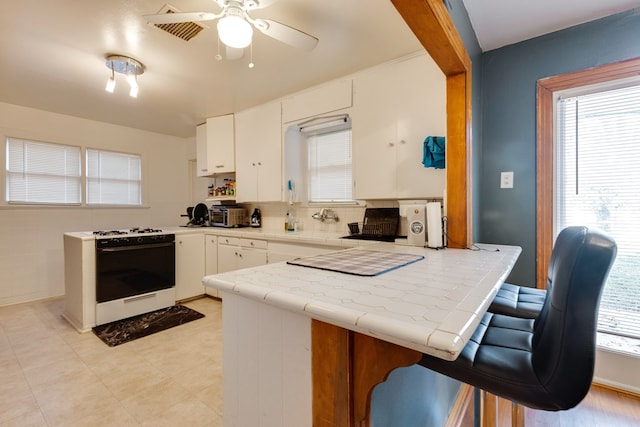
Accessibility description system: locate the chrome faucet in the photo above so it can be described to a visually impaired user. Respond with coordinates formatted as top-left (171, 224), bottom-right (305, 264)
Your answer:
top-left (312, 208), bottom-right (339, 222)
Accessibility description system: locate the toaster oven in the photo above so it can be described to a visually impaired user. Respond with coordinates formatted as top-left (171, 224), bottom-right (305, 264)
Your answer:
top-left (209, 206), bottom-right (248, 227)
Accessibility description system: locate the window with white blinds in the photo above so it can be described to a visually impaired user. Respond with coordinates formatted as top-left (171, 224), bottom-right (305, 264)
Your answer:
top-left (5, 137), bottom-right (81, 204)
top-left (556, 82), bottom-right (640, 340)
top-left (306, 126), bottom-right (353, 203)
top-left (86, 149), bottom-right (142, 205)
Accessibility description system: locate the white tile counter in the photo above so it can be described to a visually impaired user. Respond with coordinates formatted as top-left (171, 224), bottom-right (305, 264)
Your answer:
top-left (204, 242), bottom-right (521, 360)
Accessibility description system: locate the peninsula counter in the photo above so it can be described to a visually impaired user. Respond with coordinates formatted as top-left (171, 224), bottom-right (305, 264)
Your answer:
top-left (203, 242), bottom-right (521, 426)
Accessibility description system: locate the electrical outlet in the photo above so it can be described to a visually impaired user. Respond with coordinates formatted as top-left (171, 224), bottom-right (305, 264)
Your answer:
top-left (500, 171), bottom-right (514, 189)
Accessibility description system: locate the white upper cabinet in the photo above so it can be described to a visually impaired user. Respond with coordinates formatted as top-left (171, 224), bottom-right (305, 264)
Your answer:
top-left (281, 79), bottom-right (352, 123)
top-left (196, 114), bottom-right (235, 176)
top-left (235, 101), bottom-right (283, 203)
top-left (352, 53), bottom-right (446, 200)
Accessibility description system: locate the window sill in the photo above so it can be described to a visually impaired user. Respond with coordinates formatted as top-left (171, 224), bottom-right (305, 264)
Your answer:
top-left (0, 204), bottom-right (150, 210)
top-left (597, 332), bottom-right (640, 358)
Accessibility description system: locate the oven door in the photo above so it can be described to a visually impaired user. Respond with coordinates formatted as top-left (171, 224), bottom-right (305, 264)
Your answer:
top-left (96, 241), bottom-right (175, 303)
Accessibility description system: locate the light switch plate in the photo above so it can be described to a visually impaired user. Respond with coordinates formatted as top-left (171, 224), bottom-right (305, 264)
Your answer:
top-left (500, 171), bottom-right (514, 189)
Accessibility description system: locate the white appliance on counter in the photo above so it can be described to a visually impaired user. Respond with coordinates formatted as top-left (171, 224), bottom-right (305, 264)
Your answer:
top-left (399, 201), bottom-right (427, 247)
top-left (398, 200), bottom-right (444, 248)
top-left (426, 201), bottom-right (444, 249)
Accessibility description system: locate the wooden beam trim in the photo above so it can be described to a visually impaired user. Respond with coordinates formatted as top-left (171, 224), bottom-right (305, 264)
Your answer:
top-left (391, 0), bottom-right (471, 76)
top-left (392, 0), bottom-right (473, 248)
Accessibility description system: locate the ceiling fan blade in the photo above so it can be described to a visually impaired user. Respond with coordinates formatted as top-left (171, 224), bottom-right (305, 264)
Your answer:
top-left (252, 0), bottom-right (280, 9)
top-left (252, 18), bottom-right (318, 51)
top-left (144, 12), bottom-right (222, 25)
top-left (226, 46), bottom-right (245, 60)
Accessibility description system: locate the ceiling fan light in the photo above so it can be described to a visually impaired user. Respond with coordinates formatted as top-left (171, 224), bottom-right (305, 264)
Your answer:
top-left (217, 15), bottom-right (253, 49)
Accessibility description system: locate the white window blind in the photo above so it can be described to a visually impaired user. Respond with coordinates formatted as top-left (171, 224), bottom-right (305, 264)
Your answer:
top-left (307, 127), bottom-right (353, 203)
top-left (5, 137), bottom-right (81, 204)
top-left (86, 149), bottom-right (142, 205)
top-left (556, 82), bottom-right (640, 339)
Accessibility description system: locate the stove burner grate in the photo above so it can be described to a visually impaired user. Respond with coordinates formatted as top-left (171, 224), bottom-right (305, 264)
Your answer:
top-left (129, 227), bottom-right (163, 234)
top-left (93, 230), bottom-right (127, 236)
top-left (93, 227), bottom-right (164, 236)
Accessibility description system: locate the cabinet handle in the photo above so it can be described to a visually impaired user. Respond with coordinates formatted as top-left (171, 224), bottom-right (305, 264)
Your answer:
top-left (252, 162), bottom-right (256, 166)
top-left (400, 139), bottom-right (406, 144)
top-left (257, 162), bottom-right (262, 166)
top-left (389, 142), bottom-right (395, 147)
top-left (215, 164), bottom-right (225, 168)
top-left (200, 169), bottom-right (208, 172)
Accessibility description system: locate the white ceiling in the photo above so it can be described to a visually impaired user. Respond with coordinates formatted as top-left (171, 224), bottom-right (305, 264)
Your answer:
top-left (463, 0), bottom-right (640, 51)
top-left (1, 1), bottom-right (638, 138)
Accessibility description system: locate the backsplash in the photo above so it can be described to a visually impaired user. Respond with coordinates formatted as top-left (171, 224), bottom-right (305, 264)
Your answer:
top-left (239, 201), bottom-right (400, 234)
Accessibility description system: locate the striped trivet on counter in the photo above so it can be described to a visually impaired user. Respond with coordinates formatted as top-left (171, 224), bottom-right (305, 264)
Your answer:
top-left (286, 248), bottom-right (424, 276)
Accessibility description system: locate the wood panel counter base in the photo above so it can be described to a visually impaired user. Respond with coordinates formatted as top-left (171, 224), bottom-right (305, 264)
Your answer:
top-left (312, 320), bottom-right (422, 427)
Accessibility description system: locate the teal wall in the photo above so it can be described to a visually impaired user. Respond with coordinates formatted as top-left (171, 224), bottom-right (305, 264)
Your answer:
top-left (477, 8), bottom-right (640, 286)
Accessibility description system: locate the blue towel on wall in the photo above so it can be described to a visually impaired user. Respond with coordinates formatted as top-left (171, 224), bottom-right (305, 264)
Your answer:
top-left (423, 136), bottom-right (445, 169)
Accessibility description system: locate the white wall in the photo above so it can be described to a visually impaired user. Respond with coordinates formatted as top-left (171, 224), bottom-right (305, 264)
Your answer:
top-left (0, 102), bottom-right (192, 306)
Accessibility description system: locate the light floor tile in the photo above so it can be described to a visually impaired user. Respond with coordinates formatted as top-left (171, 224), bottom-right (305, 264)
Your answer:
top-left (0, 296), bottom-right (224, 426)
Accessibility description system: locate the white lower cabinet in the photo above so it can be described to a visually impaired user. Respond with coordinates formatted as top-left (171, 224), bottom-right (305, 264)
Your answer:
top-left (218, 236), bottom-right (267, 273)
top-left (175, 233), bottom-right (205, 301)
top-left (204, 234), bottom-right (219, 298)
top-left (223, 292), bottom-right (311, 426)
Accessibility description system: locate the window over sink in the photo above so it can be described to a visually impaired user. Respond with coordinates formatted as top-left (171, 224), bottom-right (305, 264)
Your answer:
top-left (284, 113), bottom-right (355, 204)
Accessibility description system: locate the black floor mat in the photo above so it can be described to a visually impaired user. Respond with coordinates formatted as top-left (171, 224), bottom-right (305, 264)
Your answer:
top-left (92, 305), bottom-right (204, 347)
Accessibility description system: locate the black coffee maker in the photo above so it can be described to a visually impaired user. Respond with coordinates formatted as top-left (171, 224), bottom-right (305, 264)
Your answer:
top-left (250, 208), bottom-right (261, 228)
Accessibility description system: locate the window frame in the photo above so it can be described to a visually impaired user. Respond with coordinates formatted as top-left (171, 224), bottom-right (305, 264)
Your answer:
top-left (536, 57), bottom-right (640, 289)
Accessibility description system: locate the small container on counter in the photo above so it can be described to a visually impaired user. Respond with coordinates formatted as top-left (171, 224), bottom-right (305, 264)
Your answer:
top-left (251, 208), bottom-right (261, 228)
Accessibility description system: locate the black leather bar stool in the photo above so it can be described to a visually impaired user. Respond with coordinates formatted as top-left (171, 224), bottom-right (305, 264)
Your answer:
top-left (419, 226), bottom-right (617, 426)
top-left (488, 282), bottom-right (546, 318)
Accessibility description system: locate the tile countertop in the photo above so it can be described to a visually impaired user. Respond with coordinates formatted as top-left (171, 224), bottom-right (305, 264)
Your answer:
top-left (64, 226), bottom-right (370, 248)
top-left (203, 243), bottom-right (522, 361)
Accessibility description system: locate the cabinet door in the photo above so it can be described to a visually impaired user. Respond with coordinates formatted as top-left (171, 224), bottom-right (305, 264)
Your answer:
top-left (352, 65), bottom-right (397, 199)
top-left (282, 79), bottom-right (352, 123)
top-left (238, 247), bottom-right (267, 269)
top-left (217, 243), bottom-right (239, 273)
top-left (394, 55), bottom-right (447, 199)
top-left (196, 123), bottom-right (209, 177)
top-left (235, 101), bottom-right (283, 203)
top-left (204, 235), bottom-right (218, 297)
top-left (353, 54), bottom-right (447, 200)
top-left (207, 115), bottom-right (235, 173)
top-left (197, 115), bottom-right (235, 176)
top-left (175, 233), bottom-right (205, 301)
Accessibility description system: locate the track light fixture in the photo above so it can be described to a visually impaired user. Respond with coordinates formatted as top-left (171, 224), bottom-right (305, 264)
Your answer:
top-left (104, 55), bottom-right (145, 98)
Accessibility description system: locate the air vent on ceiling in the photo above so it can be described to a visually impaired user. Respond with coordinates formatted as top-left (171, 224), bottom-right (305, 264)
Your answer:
top-left (153, 8), bottom-right (205, 42)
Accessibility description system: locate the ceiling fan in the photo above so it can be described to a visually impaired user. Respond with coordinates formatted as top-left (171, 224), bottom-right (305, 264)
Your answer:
top-left (145, 0), bottom-right (319, 52)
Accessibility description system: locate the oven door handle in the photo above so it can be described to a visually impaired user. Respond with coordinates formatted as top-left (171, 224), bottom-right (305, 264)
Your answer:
top-left (97, 242), bottom-right (175, 252)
